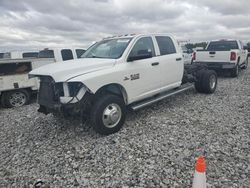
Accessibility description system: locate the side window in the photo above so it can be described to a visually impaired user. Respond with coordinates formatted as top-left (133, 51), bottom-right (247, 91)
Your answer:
top-left (155, 36), bottom-right (176, 55)
top-left (0, 53), bottom-right (4, 58)
top-left (22, 52), bottom-right (38, 58)
top-left (61, 49), bottom-right (73, 61)
top-left (129, 37), bottom-right (155, 58)
top-left (76, 49), bottom-right (86, 58)
top-left (240, 41), bottom-right (243, 49)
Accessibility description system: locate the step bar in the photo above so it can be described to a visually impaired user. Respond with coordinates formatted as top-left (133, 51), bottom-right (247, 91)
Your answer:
top-left (130, 84), bottom-right (194, 111)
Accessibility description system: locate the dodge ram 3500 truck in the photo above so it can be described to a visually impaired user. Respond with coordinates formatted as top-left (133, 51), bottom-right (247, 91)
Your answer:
top-left (29, 34), bottom-right (217, 135)
top-left (193, 39), bottom-right (248, 77)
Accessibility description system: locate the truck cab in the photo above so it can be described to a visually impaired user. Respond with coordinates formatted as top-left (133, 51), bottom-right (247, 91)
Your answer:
top-left (38, 47), bottom-right (86, 61)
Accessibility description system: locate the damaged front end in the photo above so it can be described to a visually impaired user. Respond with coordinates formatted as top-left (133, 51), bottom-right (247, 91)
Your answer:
top-left (37, 76), bottom-right (93, 116)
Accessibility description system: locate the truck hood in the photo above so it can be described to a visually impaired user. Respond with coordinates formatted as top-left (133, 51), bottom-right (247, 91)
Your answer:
top-left (29, 58), bottom-right (116, 82)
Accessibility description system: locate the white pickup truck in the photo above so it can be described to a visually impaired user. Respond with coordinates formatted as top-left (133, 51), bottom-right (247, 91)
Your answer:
top-left (29, 34), bottom-right (218, 135)
top-left (193, 39), bottom-right (248, 77)
top-left (0, 47), bottom-right (85, 108)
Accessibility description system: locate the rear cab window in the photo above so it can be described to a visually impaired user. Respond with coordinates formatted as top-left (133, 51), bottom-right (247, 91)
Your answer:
top-left (61, 49), bottom-right (73, 61)
top-left (207, 41), bottom-right (239, 51)
top-left (155, 36), bottom-right (176, 55)
top-left (38, 50), bottom-right (55, 58)
top-left (22, 52), bottom-right (38, 58)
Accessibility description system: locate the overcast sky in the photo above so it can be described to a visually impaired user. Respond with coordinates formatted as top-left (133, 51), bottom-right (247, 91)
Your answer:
top-left (0, 0), bottom-right (250, 51)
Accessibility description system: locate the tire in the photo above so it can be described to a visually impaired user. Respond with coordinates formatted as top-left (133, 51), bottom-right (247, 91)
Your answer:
top-left (231, 64), bottom-right (239, 77)
top-left (90, 94), bottom-right (126, 135)
top-left (2, 89), bottom-right (30, 108)
top-left (194, 70), bottom-right (206, 93)
top-left (0, 94), bottom-right (7, 108)
top-left (195, 70), bottom-right (217, 94)
top-left (242, 57), bottom-right (248, 69)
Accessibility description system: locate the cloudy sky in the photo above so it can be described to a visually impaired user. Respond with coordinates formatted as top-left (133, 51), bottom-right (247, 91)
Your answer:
top-left (0, 0), bottom-right (250, 51)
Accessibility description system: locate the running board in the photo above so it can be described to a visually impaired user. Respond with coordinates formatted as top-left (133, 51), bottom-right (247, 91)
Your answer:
top-left (130, 84), bottom-right (194, 111)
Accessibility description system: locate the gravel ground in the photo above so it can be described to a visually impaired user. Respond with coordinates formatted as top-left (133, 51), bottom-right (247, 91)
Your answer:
top-left (0, 67), bottom-right (249, 188)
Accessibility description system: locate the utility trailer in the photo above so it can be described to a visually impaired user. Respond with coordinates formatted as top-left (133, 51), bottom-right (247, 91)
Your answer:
top-left (0, 47), bottom-right (85, 108)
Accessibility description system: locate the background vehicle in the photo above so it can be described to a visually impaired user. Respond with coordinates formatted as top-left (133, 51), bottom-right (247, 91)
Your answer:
top-left (0, 47), bottom-right (85, 108)
top-left (0, 53), bottom-right (4, 59)
top-left (193, 39), bottom-right (248, 77)
top-left (29, 34), bottom-right (217, 135)
top-left (38, 47), bottom-right (86, 61)
top-left (181, 45), bottom-right (193, 64)
top-left (1, 51), bottom-right (38, 59)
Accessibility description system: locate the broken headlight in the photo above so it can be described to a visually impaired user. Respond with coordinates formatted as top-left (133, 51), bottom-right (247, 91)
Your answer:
top-left (67, 82), bottom-right (84, 97)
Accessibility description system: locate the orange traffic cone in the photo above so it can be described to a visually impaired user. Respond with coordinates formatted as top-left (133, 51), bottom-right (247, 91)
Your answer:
top-left (192, 156), bottom-right (206, 188)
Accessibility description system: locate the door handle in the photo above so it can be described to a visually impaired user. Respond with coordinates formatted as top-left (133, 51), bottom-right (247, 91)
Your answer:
top-left (151, 62), bottom-right (159, 66)
top-left (176, 58), bottom-right (182, 61)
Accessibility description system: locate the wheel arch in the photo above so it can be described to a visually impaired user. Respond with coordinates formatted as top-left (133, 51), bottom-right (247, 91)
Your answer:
top-left (94, 83), bottom-right (128, 104)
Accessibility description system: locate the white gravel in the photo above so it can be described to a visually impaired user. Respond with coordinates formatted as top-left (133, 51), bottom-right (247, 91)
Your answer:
top-left (0, 67), bottom-right (249, 187)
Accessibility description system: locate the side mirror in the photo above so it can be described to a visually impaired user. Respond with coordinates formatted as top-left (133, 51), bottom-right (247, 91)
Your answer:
top-left (127, 50), bottom-right (152, 62)
top-left (243, 46), bottom-right (248, 50)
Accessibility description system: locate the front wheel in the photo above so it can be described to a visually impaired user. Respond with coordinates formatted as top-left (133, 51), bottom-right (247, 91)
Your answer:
top-left (1, 89), bottom-right (30, 108)
top-left (90, 94), bottom-right (126, 135)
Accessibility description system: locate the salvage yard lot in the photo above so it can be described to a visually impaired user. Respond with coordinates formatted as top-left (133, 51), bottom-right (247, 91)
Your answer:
top-left (0, 66), bottom-right (249, 187)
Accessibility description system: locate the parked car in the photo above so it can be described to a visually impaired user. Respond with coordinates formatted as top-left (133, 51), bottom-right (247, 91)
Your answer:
top-left (0, 47), bottom-right (85, 108)
top-left (29, 33), bottom-right (217, 135)
top-left (244, 45), bottom-right (250, 57)
top-left (181, 45), bottom-right (193, 64)
top-left (193, 39), bottom-right (248, 77)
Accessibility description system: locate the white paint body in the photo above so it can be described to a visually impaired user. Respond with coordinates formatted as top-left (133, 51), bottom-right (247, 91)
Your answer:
top-left (30, 34), bottom-right (184, 105)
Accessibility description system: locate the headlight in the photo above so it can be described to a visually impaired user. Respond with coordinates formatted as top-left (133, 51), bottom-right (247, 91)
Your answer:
top-left (67, 82), bottom-right (84, 97)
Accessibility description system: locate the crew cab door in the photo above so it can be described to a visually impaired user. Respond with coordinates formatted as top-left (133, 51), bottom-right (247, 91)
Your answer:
top-left (124, 36), bottom-right (162, 102)
top-left (154, 35), bottom-right (183, 89)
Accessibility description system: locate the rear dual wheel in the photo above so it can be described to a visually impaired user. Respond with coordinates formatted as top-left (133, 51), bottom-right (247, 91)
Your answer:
top-left (231, 64), bottom-right (239, 77)
top-left (195, 70), bottom-right (217, 94)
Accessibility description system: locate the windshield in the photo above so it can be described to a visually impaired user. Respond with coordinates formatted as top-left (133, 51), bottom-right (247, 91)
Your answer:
top-left (207, 41), bottom-right (239, 51)
top-left (82, 38), bottom-right (132, 59)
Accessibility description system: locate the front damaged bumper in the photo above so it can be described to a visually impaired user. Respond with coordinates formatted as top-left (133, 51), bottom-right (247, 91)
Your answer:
top-left (37, 76), bottom-right (93, 115)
